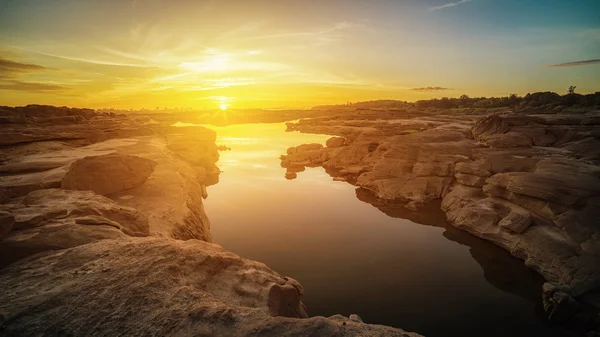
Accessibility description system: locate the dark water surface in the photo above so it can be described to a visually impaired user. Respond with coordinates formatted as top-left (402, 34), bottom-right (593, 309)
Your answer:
top-left (193, 123), bottom-right (566, 337)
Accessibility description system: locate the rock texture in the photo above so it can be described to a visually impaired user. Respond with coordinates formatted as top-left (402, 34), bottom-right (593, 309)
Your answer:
top-left (282, 110), bottom-right (600, 320)
top-left (0, 105), bottom-right (421, 337)
top-left (61, 154), bottom-right (157, 195)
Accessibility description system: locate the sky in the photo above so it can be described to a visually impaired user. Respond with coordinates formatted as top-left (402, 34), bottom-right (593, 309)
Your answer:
top-left (0, 0), bottom-right (599, 109)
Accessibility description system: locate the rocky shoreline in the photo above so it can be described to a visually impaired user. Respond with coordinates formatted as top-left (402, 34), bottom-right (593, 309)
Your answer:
top-left (0, 105), bottom-right (421, 336)
top-left (281, 110), bottom-right (600, 329)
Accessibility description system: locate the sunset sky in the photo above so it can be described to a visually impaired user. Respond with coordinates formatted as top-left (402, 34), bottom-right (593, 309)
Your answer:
top-left (1, 0), bottom-right (599, 109)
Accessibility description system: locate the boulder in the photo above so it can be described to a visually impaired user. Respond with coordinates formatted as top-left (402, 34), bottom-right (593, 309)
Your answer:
top-left (498, 206), bottom-right (533, 234)
top-left (326, 136), bottom-right (346, 148)
top-left (61, 154), bottom-right (157, 195)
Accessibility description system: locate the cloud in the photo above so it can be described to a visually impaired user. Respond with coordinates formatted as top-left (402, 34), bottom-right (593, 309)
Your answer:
top-left (543, 59), bottom-right (600, 68)
top-left (0, 80), bottom-right (68, 92)
top-left (411, 86), bottom-right (453, 92)
top-left (245, 22), bottom-right (365, 46)
top-left (429, 0), bottom-right (473, 11)
top-left (0, 56), bottom-right (48, 77)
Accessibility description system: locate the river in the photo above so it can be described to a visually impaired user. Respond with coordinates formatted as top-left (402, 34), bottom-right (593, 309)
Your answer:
top-left (194, 122), bottom-right (564, 337)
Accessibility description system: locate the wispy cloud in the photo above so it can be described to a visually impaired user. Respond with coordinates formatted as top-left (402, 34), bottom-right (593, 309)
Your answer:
top-left (0, 56), bottom-right (48, 77)
top-left (0, 80), bottom-right (67, 92)
top-left (246, 22), bottom-right (364, 46)
top-left (411, 86), bottom-right (453, 92)
top-left (21, 48), bottom-right (151, 68)
top-left (543, 59), bottom-right (600, 68)
top-left (429, 0), bottom-right (473, 11)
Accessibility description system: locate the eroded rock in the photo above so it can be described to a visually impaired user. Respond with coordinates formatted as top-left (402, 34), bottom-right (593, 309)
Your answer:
top-left (0, 237), bottom-right (422, 337)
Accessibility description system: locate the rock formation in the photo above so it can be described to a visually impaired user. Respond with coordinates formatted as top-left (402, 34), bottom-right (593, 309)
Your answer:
top-left (61, 154), bottom-right (157, 195)
top-left (0, 105), bottom-right (421, 337)
top-left (282, 110), bottom-right (600, 326)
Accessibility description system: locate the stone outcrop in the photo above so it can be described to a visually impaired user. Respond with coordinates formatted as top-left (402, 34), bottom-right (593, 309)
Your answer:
top-left (0, 188), bottom-right (148, 268)
top-left (0, 237), bottom-right (421, 336)
top-left (282, 110), bottom-right (600, 322)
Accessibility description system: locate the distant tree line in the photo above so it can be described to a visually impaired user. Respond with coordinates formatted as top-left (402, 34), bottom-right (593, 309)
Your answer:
top-left (313, 88), bottom-right (600, 112)
top-left (414, 91), bottom-right (600, 110)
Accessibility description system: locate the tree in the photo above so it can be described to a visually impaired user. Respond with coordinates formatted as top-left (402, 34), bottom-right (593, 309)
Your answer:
top-left (568, 86), bottom-right (576, 95)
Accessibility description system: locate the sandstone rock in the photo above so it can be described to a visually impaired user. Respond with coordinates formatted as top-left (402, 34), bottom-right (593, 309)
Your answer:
top-left (446, 198), bottom-right (500, 231)
top-left (542, 282), bottom-right (580, 323)
top-left (412, 160), bottom-right (455, 177)
top-left (0, 188), bottom-right (149, 268)
top-left (483, 151), bottom-right (540, 174)
top-left (484, 159), bottom-right (600, 207)
top-left (0, 166), bottom-right (67, 197)
top-left (0, 212), bottom-right (14, 241)
top-left (0, 237), bottom-right (422, 337)
top-left (326, 136), bottom-right (346, 148)
top-left (62, 154), bottom-right (157, 195)
top-left (455, 160), bottom-right (491, 177)
top-left (455, 172), bottom-right (487, 187)
top-left (8, 189), bottom-right (149, 235)
top-left (484, 132), bottom-right (533, 148)
top-left (554, 197), bottom-right (600, 249)
top-left (472, 115), bottom-right (509, 140)
top-left (286, 165), bottom-right (306, 173)
top-left (195, 166), bottom-right (207, 184)
top-left (349, 314), bottom-right (364, 323)
top-left (0, 188), bottom-right (11, 203)
top-left (498, 206), bottom-right (532, 234)
top-left (284, 144), bottom-right (330, 166)
top-left (288, 143), bottom-right (323, 155)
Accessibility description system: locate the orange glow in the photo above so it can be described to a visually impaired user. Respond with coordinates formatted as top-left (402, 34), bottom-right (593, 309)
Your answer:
top-left (0, 1), bottom-right (598, 109)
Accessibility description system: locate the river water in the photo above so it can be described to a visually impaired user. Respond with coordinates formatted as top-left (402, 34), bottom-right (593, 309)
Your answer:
top-left (193, 122), bottom-right (565, 337)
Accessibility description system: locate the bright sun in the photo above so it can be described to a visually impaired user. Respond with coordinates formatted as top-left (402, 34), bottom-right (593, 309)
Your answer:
top-left (220, 104), bottom-right (228, 111)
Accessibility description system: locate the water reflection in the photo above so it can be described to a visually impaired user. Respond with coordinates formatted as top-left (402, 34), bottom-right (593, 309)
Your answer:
top-left (355, 188), bottom-right (546, 303)
top-left (186, 122), bottom-right (566, 337)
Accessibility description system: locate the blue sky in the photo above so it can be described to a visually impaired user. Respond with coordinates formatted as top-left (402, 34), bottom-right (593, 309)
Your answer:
top-left (0, 0), bottom-right (598, 108)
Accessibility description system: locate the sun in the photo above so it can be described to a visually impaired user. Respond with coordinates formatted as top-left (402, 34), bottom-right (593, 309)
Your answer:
top-left (220, 103), bottom-right (228, 111)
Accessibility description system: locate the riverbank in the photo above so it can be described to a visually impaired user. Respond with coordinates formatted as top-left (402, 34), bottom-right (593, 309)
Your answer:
top-left (0, 105), bottom-right (421, 336)
top-left (281, 109), bottom-right (600, 331)
top-left (201, 122), bottom-right (566, 337)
